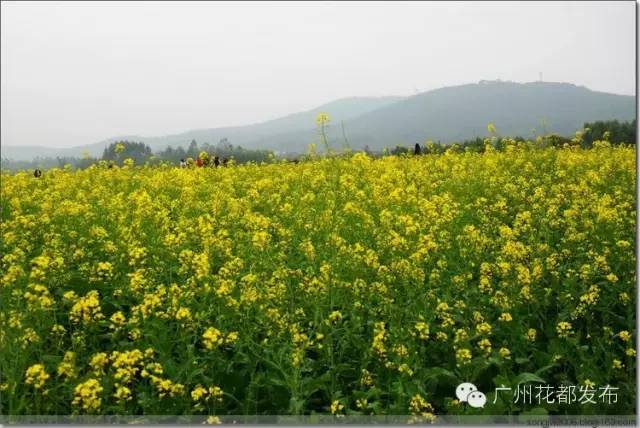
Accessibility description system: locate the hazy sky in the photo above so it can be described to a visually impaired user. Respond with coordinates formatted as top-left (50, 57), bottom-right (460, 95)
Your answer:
top-left (1, 1), bottom-right (635, 148)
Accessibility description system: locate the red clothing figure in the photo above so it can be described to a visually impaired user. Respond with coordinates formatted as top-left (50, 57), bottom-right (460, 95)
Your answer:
top-left (196, 158), bottom-right (203, 167)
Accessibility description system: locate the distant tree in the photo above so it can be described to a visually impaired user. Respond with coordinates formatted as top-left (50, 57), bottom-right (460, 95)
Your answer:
top-left (391, 145), bottom-right (410, 156)
top-left (423, 140), bottom-right (445, 155)
top-left (153, 140), bottom-right (272, 166)
top-left (583, 119), bottom-right (636, 146)
top-left (175, 146), bottom-right (186, 159)
top-left (217, 138), bottom-right (233, 152)
top-left (187, 139), bottom-right (199, 158)
top-left (542, 134), bottom-right (572, 148)
top-left (457, 137), bottom-right (485, 152)
top-left (102, 141), bottom-right (152, 165)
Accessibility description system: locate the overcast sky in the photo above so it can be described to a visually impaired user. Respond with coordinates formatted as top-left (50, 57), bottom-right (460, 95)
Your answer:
top-left (1, 1), bottom-right (635, 148)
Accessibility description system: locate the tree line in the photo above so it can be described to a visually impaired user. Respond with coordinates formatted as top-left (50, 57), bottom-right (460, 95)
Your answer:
top-left (385, 119), bottom-right (636, 156)
top-left (1, 119), bottom-right (635, 171)
top-left (1, 138), bottom-right (274, 170)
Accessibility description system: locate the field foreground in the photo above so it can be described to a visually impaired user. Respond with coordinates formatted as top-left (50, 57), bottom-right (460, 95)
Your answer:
top-left (0, 146), bottom-right (636, 418)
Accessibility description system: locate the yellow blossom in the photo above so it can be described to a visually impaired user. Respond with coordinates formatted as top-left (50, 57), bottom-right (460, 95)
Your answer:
top-left (72, 378), bottom-right (103, 412)
top-left (57, 351), bottom-right (77, 379)
top-left (328, 310), bottom-right (343, 323)
top-left (114, 385), bottom-right (132, 402)
top-left (456, 348), bottom-right (472, 366)
top-left (618, 330), bottom-right (632, 342)
top-left (477, 338), bottom-right (492, 355)
top-left (556, 321), bottom-right (573, 338)
top-left (25, 364), bottom-right (50, 390)
top-left (526, 328), bottom-right (537, 342)
top-left (330, 399), bottom-right (344, 415)
top-left (498, 312), bottom-right (512, 322)
top-left (498, 347), bottom-right (511, 359)
top-left (110, 311), bottom-right (126, 330)
top-left (69, 290), bottom-right (104, 324)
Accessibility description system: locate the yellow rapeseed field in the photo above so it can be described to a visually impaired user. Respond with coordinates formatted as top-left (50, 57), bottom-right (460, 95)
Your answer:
top-left (0, 143), bottom-right (636, 417)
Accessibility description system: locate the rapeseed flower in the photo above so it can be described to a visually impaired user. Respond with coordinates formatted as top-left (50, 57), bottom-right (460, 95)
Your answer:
top-left (25, 364), bottom-right (49, 390)
top-left (72, 378), bottom-right (103, 412)
top-left (556, 322), bottom-right (573, 338)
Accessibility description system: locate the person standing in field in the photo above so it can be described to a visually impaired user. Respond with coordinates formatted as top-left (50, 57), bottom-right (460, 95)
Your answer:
top-left (180, 159), bottom-right (187, 168)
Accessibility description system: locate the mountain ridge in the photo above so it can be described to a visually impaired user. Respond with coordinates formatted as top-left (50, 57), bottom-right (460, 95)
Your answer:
top-left (1, 95), bottom-right (404, 160)
top-left (2, 81), bottom-right (634, 161)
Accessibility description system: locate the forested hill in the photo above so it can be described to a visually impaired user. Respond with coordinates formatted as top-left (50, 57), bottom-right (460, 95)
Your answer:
top-left (2, 81), bottom-right (634, 160)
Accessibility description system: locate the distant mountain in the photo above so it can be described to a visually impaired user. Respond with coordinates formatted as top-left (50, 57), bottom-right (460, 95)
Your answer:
top-left (337, 81), bottom-right (635, 150)
top-left (1, 96), bottom-right (403, 161)
top-left (1, 81), bottom-right (635, 161)
top-left (200, 81), bottom-right (634, 152)
top-left (1, 135), bottom-right (143, 162)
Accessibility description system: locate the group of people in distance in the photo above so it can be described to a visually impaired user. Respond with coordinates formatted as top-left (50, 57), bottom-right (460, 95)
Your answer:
top-left (31, 146), bottom-right (423, 178)
top-left (31, 156), bottom-right (230, 178)
top-left (179, 156), bottom-right (228, 168)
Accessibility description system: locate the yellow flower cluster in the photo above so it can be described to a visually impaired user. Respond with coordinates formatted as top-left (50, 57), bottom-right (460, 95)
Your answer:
top-left (114, 385), bottom-right (132, 402)
top-left (189, 385), bottom-right (223, 403)
top-left (455, 348), bottom-right (472, 366)
top-left (498, 347), bottom-right (511, 360)
top-left (526, 328), bottom-right (537, 342)
top-left (408, 393), bottom-right (436, 423)
top-left (477, 338), bottom-right (492, 355)
top-left (69, 290), bottom-right (104, 324)
top-left (25, 364), bottom-right (50, 390)
top-left (328, 310), bottom-right (343, 324)
top-left (2, 144), bottom-right (635, 415)
top-left (330, 399), bottom-right (344, 415)
top-left (413, 321), bottom-right (430, 340)
top-left (498, 312), bottom-right (512, 322)
top-left (72, 378), bottom-right (103, 412)
top-left (202, 326), bottom-right (238, 350)
top-left (175, 307), bottom-right (192, 322)
top-left (475, 322), bottom-right (492, 336)
top-left (360, 368), bottom-right (374, 387)
top-left (371, 322), bottom-right (387, 358)
top-left (148, 375), bottom-right (185, 399)
top-left (89, 352), bottom-right (109, 375)
top-left (109, 311), bottom-right (126, 330)
top-left (111, 349), bottom-right (145, 384)
top-left (57, 351), bottom-right (77, 379)
top-left (556, 321), bottom-right (573, 338)
top-left (618, 330), bottom-right (632, 342)
top-left (94, 261), bottom-right (114, 281)
top-left (23, 284), bottom-right (55, 310)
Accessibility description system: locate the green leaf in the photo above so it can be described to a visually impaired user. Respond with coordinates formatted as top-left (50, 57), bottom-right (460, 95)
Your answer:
top-left (423, 367), bottom-right (457, 381)
top-left (41, 354), bottom-right (61, 364)
top-left (534, 364), bottom-right (557, 376)
top-left (300, 371), bottom-right (331, 396)
top-left (513, 372), bottom-right (546, 385)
